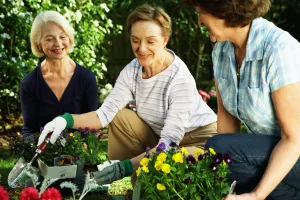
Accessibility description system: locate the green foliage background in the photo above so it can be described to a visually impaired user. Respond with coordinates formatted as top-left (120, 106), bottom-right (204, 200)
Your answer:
top-left (0, 0), bottom-right (299, 126)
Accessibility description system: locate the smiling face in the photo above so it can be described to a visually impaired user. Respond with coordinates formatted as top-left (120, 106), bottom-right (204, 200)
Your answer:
top-left (196, 7), bottom-right (228, 43)
top-left (130, 20), bottom-right (168, 68)
top-left (39, 22), bottom-right (70, 60)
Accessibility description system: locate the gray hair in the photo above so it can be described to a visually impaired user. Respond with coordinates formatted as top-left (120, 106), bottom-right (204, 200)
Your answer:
top-left (30, 11), bottom-right (75, 57)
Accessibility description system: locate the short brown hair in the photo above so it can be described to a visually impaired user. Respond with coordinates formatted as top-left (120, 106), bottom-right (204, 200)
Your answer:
top-left (126, 4), bottom-right (172, 37)
top-left (183, 0), bottom-right (271, 27)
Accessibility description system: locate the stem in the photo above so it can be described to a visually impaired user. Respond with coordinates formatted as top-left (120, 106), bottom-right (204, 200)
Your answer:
top-left (166, 182), bottom-right (184, 200)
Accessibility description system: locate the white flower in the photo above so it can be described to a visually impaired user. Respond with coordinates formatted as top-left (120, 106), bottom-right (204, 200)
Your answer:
top-left (105, 83), bottom-right (113, 91)
top-left (100, 88), bottom-right (108, 95)
top-left (100, 3), bottom-right (109, 12)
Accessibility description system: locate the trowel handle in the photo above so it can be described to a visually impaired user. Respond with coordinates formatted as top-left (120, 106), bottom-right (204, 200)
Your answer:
top-left (36, 133), bottom-right (52, 154)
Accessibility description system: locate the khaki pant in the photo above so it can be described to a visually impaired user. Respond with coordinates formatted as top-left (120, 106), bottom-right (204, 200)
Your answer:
top-left (108, 108), bottom-right (217, 161)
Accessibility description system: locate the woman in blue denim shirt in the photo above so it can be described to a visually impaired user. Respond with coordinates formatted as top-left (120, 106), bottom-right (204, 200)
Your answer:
top-left (184, 0), bottom-right (300, 200)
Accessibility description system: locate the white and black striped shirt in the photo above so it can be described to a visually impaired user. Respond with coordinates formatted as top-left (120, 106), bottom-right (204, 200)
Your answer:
top-left (96, 50), bottom-right (217, 146)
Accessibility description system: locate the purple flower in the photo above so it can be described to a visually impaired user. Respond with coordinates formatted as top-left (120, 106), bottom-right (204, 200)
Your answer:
top-left (183, 177), bottom-right (191, 184)
top-left (186, 155), bottom-right (196, 164)
top-left (91, 128), bottom-right (97, 133)
top-left (84, 127), bottom-right (89, 131)
top-left (211, 163), bottom-right (217, 172)
top-left (73, 155), bottom-right (79, 161)
top-left (198, 154), bottom-right (204, 161)
top-left (217, 177), bottom-right (224, 182)
top-left (40, 127), bottom-right (44, 132)
top-left (169, 142), bottom-right (178, 147)
top-left (212, 153), bottom-right (223, 165)
top-left (65, 132), bottom-right (70, 138)
top-left (145, 146), bottom-right (151, 152)
top-left (78, 127), bottom-right (83, 132)
top-left (98, 132), bottom-right (104, 139)
top-left (223, 153), bottom-right (232, 165)
top-left (156, 142), bottom-right (166, 153)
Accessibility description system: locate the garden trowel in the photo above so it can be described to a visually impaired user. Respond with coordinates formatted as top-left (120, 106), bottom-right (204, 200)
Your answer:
top-left (7, 134), bottom-right (52, 188)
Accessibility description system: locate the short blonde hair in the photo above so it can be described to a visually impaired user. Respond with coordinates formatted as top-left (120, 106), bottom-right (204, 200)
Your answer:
top-left (126, 4), bottom-right (172, 38)
top-left (30, 11), bottom-right (75, 57)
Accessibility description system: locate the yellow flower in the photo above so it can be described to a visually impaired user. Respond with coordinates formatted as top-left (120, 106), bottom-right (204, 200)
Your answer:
top-left (155, 160), bottom-right (163, 171)
top-left (222, 160), bottom-right (226, 166)
top-left (161, 164), bottom-right (171, 173)
top-left (194, 148), bottom-right (202, 157)
top-left (157, 152), bottom-right (167, 162)
top-left (157, 183), bottom-right (166, 191)
top-left (172, 152), bottom-right (183, 163)
top-left (140, 157), bottom-right (149, 167)
top-left (181, 147), bottom-right (188, 156)
top-left (136, 167), bottom-right (141, 176)
top-left (142, 166), bottom-right (149, 173)
top-left (69, 133), bottom-right (74, 137)
top-left (209, 148), bottom-right (216, 155)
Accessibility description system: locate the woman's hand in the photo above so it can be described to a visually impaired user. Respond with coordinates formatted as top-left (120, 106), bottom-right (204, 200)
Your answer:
top-left (223, 192), bottom-right (262, 200)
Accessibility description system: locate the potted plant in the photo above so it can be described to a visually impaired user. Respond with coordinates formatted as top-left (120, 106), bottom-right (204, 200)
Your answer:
top-left (9, 128), bottom-right (108, 178)
top-left (75, 127), bottom-right (108, 173)
top-left (133, 142), bottom-right (232, 200)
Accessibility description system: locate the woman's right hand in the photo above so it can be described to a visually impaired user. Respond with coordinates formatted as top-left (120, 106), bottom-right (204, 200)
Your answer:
top-left (37, 116), bottom-right (67, 146)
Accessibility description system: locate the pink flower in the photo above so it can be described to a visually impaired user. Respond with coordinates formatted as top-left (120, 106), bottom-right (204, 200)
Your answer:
top-left (198, 89), bottom-right (211, 103)
top-left (0, 186), bottom-right (9, 200)
top-left (40, 187), bottom-right (62, 200)
top-left (19, 187), bottom-right (39, 200)
top-left (208, 90), bottom-right (216, 97)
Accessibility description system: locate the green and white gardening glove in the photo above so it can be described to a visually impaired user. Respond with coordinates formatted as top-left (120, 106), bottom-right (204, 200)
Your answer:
top-left (92, 160), bottom-right (134, 185)
top-left (37, 113), bottom-right (74, 146)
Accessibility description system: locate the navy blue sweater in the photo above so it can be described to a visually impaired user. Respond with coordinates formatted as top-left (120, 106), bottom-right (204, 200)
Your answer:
top-left (20, 63), bottom-right (98, 138)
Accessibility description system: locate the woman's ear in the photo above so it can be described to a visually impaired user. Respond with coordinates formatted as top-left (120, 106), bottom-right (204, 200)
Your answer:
top-left (163, 36), bottom-right (169, 47)
top-left (37, 44), bottom-right (43, 53)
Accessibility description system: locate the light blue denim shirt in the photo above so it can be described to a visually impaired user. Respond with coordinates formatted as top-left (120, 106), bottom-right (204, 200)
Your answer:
top-left (213, 18), bottom-right (300, 136)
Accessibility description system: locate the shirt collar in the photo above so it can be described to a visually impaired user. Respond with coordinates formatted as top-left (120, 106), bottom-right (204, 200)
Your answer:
top-left (222, 18), bottom-right (265, 62)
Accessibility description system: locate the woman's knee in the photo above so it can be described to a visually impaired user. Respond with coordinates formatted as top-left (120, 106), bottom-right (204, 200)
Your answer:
top-left (205, 134), bottom-right (236, 153)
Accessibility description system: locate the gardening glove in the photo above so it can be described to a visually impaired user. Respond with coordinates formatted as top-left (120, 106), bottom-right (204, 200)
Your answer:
top-left (37, 113), bottom-right (74, 146)
top-left (92, 160), bottom-right (134, 185)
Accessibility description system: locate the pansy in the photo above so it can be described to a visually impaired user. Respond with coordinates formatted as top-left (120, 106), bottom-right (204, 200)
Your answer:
top-left (169, 141), bottom-right (178, 147)
top-left (157, 152), bottom-right (167, 162)
top-left (194, 148), bottom-right (202, 157)
top-left (161, 163), bottom-right (171, 173)
top-left (223, 153), bottom-right (232, 165)
top-left (156, 142), bottom-right (166, 152)
top-left (212, 153), bottom-right (223, 165)
top-left (136, 167), bottom-right (142, 176)
top-left (157, 183), bottom-right (166, 191)
top-left (154, 160), bottom-right (163, 171)
top-left (140, 157), bottom-right (149, 167)
top-left (181, 147), bottom-right (188, 156)
top-left (142, 166), bottom-right (149, 173)
top-left (209, 148), bottom-right (216, 155)
top-left (186, 155), bottom-right (196, 164)
top-left (183, 177), bottom-right (191, 184)
top-left (172, 152), bottom-right (183, 163)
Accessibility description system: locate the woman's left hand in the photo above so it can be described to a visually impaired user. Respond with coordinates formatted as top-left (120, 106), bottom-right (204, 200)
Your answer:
top-left (222, 192), bottom-right (262, 200)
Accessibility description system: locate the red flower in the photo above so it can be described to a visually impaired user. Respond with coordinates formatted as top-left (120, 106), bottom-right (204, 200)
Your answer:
top-left (40, 187), bottom-right (62, 200)
top-left (0, 186), bottom-right (9, 200)
top-left (19, 187), bottom-right (39, 200)
top-left (198, 89), bottom-right (211, 103)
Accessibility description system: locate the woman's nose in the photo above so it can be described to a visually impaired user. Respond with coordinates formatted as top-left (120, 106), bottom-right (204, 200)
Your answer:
top-left (138, 42), bottom-right (147, 52)
top-left (54, 38), bottom-right (62, 46)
